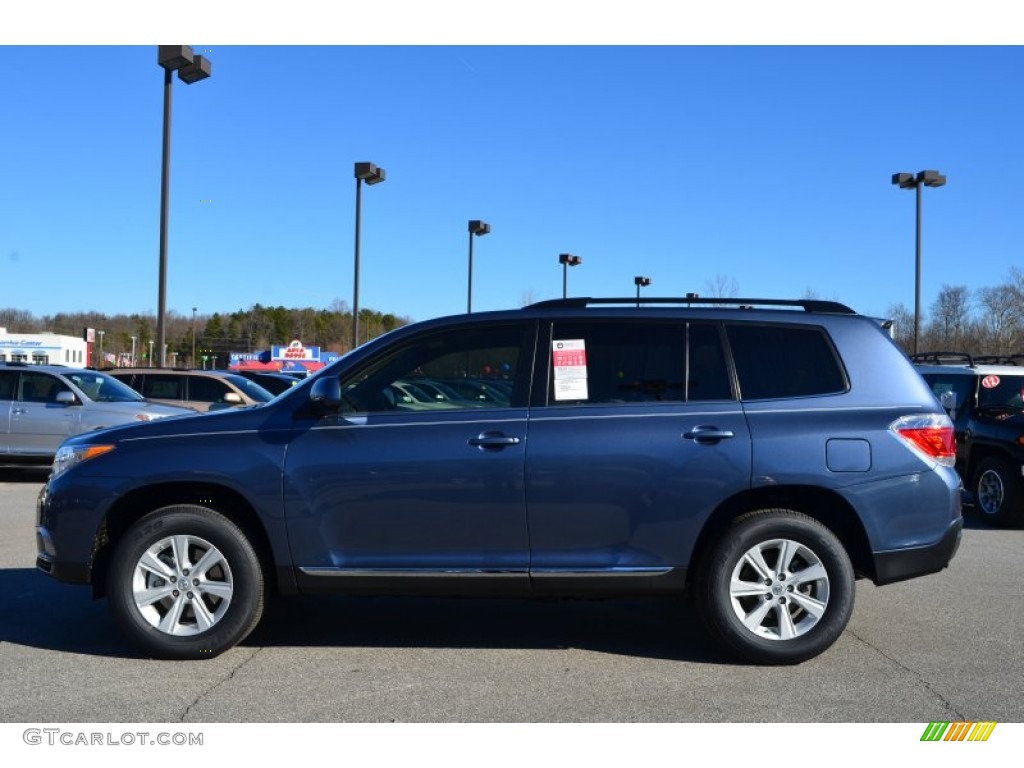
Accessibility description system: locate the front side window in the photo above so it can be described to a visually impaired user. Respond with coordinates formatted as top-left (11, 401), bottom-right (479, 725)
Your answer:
top-left (341, 323), bottom-right (528, 413)
top-left (19, 372), bottom-right (69, 403)
top-left (727, 323), bottom-right (846, 400)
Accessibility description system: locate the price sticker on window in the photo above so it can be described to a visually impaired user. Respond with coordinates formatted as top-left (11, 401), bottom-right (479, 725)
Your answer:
top-left (553, 339), bottom-right (588, 400)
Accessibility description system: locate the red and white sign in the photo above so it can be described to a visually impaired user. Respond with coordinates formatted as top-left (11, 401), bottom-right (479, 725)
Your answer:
top-left (981, 375), bottom-right (1001, 389)
top-left (553, 339), bottom-right (588, 401)
top-left (281, 340), bottom-right (312, 360)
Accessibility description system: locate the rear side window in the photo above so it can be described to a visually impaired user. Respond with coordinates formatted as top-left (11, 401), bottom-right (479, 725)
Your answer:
top-left (727, 324), bottom-right (846, 400)
top-left (141, 374), bottom-right (184, 401)
top-left (0, 371), bottom-right (15, 401)
top-left (547, 321), bottom-right (732, 404)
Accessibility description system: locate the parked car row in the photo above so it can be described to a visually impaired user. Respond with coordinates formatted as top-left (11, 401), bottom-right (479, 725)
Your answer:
top-left (1, 364), bottom-right (276, 466)
top-left (36, 297), bottom-right (963, 665)
top-left (912, 352), bottom-right (1024, 528)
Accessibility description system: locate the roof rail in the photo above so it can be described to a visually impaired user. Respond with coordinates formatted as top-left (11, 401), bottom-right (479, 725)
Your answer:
top-left (525, 297), bottom-right (856, 313)
top-left (909, 351), bottom-right (976, 366)
top-left (972, 354), bottom-right (1024, 366)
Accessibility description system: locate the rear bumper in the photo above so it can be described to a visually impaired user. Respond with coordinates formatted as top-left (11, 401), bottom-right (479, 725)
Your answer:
top-left (872, 516), bottom-right (963, 586)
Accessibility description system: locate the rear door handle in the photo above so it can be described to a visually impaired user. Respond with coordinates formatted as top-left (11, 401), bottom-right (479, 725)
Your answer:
top-left (468, 432), bottom-right (522, 449)
top-left (683, 426), bottom-right (735, 444)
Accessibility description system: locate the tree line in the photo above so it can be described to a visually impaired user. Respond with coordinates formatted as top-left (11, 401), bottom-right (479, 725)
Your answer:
top-left (884, 268), bottom-right (1024, 356)
top-left (5, 268), bottom-right (1024, 365)
top-left (0, 301), bottom-right (410, 367)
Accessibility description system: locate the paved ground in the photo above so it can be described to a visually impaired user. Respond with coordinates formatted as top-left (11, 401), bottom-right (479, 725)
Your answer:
top-left (2, 468), bottom-right (1021, 723)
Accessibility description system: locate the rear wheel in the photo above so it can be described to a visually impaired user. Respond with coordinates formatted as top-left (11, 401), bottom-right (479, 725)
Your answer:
top-left (107, 505), bottom-right (265, 659)
top-left (974, 457), bottom-right (1024, 527)
top-left (695, 509), bottom-right (854, 665)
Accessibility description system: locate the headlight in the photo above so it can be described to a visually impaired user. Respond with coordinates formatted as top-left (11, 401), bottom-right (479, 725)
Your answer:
top-left (135, 412), bottom-right (169, 421)
top-left (52, 444), bottom-right (116, 479)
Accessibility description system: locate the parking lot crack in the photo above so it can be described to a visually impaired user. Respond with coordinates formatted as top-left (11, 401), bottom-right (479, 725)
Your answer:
top-left (179, 647), bottom-right (263, 722)
top-left (847, 630), bottom-right (964, 719)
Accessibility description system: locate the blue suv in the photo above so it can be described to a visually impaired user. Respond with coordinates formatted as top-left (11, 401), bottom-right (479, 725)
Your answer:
top-left (36, 298), bottom-right (963, 664)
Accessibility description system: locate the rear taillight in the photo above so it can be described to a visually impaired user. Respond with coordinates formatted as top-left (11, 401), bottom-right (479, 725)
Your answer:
top-left (890, 414), bottom-right (956, 467)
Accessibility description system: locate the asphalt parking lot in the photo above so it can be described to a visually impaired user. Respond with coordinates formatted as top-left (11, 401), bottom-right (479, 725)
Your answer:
top-left (1, 467), bottom-right (1022, 723)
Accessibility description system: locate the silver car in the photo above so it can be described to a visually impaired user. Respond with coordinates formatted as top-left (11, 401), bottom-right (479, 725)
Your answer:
top-left (0, 363), bottom-right (194, 466)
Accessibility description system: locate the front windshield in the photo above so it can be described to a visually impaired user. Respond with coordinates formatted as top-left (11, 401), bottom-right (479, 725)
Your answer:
top-left (221, 374), bottom-right (275, 403)
top-left (66, 371), bottom-right (146, 403)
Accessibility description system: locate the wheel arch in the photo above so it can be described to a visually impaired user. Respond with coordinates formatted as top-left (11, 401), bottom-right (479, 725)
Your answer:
top-left (90, 482), bottom-right (280, 599)
top-left (688, 484), bottom-right (875, 587)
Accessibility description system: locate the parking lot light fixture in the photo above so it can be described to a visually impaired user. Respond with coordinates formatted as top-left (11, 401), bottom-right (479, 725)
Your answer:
top-left (891, 169), bottom-right (947, 355)
top-left (634, 276), bottom-right (652, 306)
top-left (156, 46), bottom-right (212, 369)
top-left (352, 162), bottom-right (386, 349)
top-left (467, 220), bottom-right (491, 313)
top-left (559, 253), bottom-right (582, 299)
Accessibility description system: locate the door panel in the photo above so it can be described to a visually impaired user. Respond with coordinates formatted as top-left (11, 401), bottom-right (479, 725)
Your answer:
top-left (525, 320), bottom-right (751, 575)
top-left (283, 321), bottom-right (535, 575)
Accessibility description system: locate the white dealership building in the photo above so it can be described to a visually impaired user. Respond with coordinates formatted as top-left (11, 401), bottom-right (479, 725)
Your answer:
top-left (0, 327), bottom-right (88, 367)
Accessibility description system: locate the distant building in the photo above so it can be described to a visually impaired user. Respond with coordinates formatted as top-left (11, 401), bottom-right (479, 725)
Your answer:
top-left (228, 339), bottom-right (343, 374)
top-left (0, 327), bottom-right (88, 367)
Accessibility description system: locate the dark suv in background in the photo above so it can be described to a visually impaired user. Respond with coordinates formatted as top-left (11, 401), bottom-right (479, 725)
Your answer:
top-left (913, 352), bottom-right (1024, 527)
top-left (36, 298), bottom-right (962, 664)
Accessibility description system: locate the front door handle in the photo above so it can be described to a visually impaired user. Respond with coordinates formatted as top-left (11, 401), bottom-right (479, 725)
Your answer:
top-left (468, 432), bottom-right (522, 450)
top-left (683, 425), bottom-right (735, 444)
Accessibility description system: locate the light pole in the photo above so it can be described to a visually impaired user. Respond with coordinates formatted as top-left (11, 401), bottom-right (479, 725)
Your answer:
top-left (634, 276), bottom-right (651, 306)
top-left (892, 169), bottom-right (946, 355)
top-left (97, 330), bottom-right (105, 368)
top-left (558, 253), bottom-right (582, 299)
top-left (467, 220), bottom-right (491, 313)
top-left (157, 45), bottom-right (212, 369)
top-left (191, 306), bottom-right (197, 368)
top-left (130, 336), bottom-right (137, 367)
top-left (352, 161), bottom-right (386, 349)
top-left (148, 339), bottom-right (155, 364)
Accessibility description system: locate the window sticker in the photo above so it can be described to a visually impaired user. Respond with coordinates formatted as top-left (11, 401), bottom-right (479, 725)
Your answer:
top-left (981, 375), bottom-right (1000, 389)
top-left (552, 339), bottom-right (588, 401)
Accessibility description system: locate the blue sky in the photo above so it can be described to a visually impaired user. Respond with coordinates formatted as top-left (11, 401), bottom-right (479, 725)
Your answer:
top-left (2, 17), bottom-right (1022, 326)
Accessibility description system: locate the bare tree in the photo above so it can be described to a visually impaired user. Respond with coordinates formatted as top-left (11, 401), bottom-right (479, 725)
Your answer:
top-left (925, 285), bottom-right (971, 350)
top-left (704, 274), bottom-right (739, 298)
top-left (976, 284), bottom-right (1022, 355)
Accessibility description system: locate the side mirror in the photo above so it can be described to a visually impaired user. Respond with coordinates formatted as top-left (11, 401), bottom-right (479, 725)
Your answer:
top-left (309, 376), bottom-right (342, 411)
top-left (56, 391), bottom-right (78, 406)
top-left (223, 392), bottom-right (243, 405)
top-left (939, 390), bottom-right (957, 419)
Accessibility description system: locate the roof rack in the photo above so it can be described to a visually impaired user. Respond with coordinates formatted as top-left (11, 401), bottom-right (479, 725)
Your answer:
top-left (972, 354), bottom-right (1024, 366)
top-left (909, 352), bottom-right (976, 366)
top-left (525, 297), bottom-right (856, 314)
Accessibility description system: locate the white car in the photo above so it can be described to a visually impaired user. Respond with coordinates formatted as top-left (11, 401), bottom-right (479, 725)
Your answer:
top-left (1, 363), bottom-right (194, 466)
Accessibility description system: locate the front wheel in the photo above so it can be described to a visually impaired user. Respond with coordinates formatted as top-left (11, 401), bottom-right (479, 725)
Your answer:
top-left (695, 510), bottom-right (854, 665)
top-left (974, 457), bottom-right (1024, 527)
top-left (107, 505), bottom-right (265, 659)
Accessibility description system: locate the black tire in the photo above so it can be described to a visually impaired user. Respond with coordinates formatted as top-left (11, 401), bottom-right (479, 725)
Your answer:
top-left (974, 457), bottom-right (1024, 528)
top-left (107, 505), bottom-right (265, 660)
top-left (695, 509), bottom-right (854, 665)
